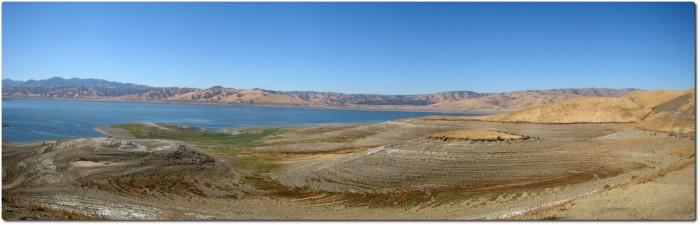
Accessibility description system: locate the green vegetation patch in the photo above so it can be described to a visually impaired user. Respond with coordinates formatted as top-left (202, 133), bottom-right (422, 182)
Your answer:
top-left (114, 123), bottom-right (280, 150)
top-left (114, 123), bottom-right (290, 192)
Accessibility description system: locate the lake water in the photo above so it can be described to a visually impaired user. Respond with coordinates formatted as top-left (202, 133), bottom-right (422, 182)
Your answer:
top-left (2, 98), bottom-right (478, 142)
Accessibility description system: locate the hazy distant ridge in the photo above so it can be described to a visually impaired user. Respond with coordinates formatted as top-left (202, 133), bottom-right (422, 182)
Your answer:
top-left (3, 77), bottom-right (196, 100)
top-left (2, 77), bottom-right (639, 112)
top-left (3, 77), bottom-right (147, 88)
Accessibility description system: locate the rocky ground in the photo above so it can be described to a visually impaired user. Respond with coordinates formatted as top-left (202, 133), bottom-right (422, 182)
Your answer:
top-left (2, 119), bottom-right (695, 220)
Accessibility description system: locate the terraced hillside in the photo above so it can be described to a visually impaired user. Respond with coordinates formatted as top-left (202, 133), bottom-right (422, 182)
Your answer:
top-left (2, 138), bottom-right (243, 219)
top-left (274, 120), bottom-right (679, 195)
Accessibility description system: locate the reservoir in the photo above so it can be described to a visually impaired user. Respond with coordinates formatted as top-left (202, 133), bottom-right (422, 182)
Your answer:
top-left (2, 98), bottom-right (478, 142)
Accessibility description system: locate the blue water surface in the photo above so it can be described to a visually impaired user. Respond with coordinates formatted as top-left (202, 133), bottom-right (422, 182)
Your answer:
top-left (2, 99), bottom-right (479, 142)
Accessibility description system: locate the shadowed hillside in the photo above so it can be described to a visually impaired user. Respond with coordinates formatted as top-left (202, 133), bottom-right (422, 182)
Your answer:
top-left (635, 89), bottom-right (695, 134)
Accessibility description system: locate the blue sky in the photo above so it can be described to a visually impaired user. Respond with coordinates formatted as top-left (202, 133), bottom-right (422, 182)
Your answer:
top-left (2, 2), bottom-right (695, 94)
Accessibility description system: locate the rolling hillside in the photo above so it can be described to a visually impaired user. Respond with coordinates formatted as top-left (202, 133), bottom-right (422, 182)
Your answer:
top-left (634, 89), bottom-right (695, 133)
top-left (439, 97), bottom-right (652, 123)
top-left (2, 77), bottom-right (638, 112)
top-left (424, 89), bottom-right (695, 133)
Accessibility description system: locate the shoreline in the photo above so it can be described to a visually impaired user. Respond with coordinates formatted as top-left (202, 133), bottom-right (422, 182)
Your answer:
top-left (1, 96), bottom-right (499, 114)
top-left (1, 96), bottom-right (492, 144)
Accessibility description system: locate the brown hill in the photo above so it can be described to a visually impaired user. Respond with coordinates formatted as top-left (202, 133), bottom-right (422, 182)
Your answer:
top-left (635, 89), bottom-right (695, 133)
top-left (2, 77), bottom-right (639, 113)
top-left (623, 89), bottom-right (692, 108)
top-left (426, 91), bottom-right (581, 112)
top-left (474, 97), bottom-right (651, 123)
top-left (166, 87), bottom-right (308, 106)
top-left (425, 97), bottom-right (651, 123)
top-left (424, 89), bottom-right (695, 133)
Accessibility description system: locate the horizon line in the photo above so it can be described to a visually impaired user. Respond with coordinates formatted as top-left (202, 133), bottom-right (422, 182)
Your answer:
top-left (1, 76), bottom-right (662, 96)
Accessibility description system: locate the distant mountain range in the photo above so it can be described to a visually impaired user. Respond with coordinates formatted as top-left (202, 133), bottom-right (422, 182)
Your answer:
top-left (5, 77), bottom-right (147, 88)
top-left (2, 77), bottom-right (640, 113)
top-left (2, 77), bottom-right (197, 101)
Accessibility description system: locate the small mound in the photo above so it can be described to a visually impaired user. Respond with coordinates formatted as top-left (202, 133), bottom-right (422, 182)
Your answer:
top-left (165, 145), bottom-right (216, 164)
top-left (426, 130), bottom-right (525, 141)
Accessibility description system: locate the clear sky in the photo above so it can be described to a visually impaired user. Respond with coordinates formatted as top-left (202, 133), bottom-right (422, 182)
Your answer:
top-left (2, 2), bottom-right (695, 94)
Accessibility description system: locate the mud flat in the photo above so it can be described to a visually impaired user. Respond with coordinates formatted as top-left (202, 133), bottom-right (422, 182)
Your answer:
top-left (3, 118), bottom-right (695, 220)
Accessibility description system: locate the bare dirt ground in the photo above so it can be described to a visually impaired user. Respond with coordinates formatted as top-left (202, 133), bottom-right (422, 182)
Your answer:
top-left (510, 158), bottom-right (695, 220)
top-left (2, 118), bottom-right (695, 220)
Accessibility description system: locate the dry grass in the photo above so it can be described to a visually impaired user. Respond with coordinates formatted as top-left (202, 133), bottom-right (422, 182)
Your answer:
top-left (160, 210), bottom-right (188, 220)
top-left (422, 97), bottom-right (649, 124)
top-left (426, 130), bottom-right (525, 141)
top-left (167, 87), bottom-right (307, 105)
top-left (110, 175), bottom-right (204, 196)
top-left (28, 204), bottom-right (106, 220)
top-left (637, 112), bottom-right (695, 133)
top-left (421, 89), bottom-right (695, 128)
top-left (3, 195), bottom-right (107, 220)
top-left (664, 146), bottom-right (695, 158)
top-left (427, 90), bottom-right (695, 130)
top-left (637, 97), bottom-right (695, 134)
top-left (499, 198), bottom-right (575, 220)
top-left (509, 156), bottom-right (695, 220)
top-left (623, 89), bottom-right (693, 108)
top-left (538, 215), bottom-right (563, 220)
top-left (271, 164), bottom-right (632, 210)
top-left (476, 97), bottom-right (650, 124)
top-left (2, 195), bottom-right (19, 205)
top-left (630, 157), bottom-right (695, 185)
